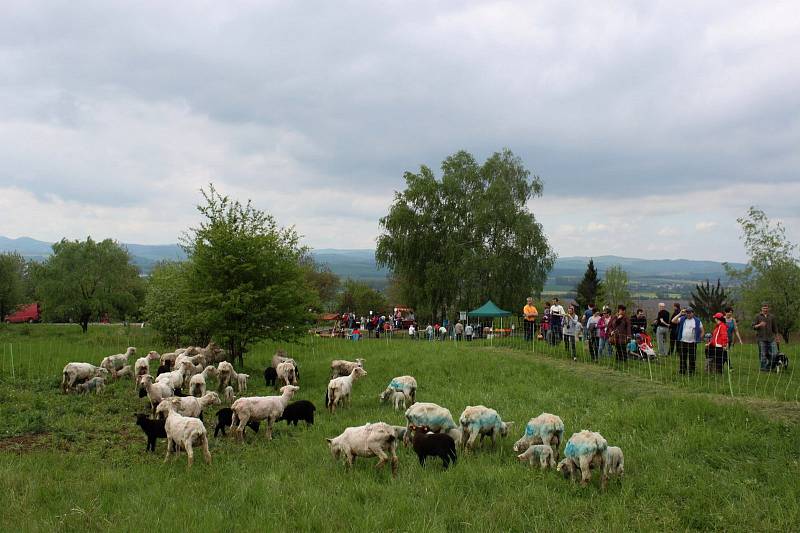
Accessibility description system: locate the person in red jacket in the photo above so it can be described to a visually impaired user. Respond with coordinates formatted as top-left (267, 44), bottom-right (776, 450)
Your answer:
top-left (708, 312), bottom-right (729, 373)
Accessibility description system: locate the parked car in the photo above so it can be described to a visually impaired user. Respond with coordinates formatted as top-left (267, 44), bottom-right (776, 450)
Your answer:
top-left (4, 303), bottom-right (41, 324)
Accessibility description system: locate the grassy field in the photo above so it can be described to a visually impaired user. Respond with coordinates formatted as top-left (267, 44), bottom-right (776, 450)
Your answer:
top-left (1, 325), bottom-right (799, 532)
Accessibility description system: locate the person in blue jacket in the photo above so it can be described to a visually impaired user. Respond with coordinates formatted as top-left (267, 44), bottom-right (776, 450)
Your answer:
top-left (671, 307), bottom-right (705, 375)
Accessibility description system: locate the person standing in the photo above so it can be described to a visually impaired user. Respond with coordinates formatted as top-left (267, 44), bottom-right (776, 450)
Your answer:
top-left (523, 297), bottom-right (538, 342)
top-left (655, 303), bottom-right (671, 356)
top-left (608, 305), bottom-right (631, 363)
top-left (631, 309), bottom-right (647, 335)
top-left (465, 323), bottom-right (473, 341)
top-left (408, 323), bottom-right (416, 340)
top-left (549, 298), bottom-right (565, 346)
top-left (753, 303), bottom-right (781, 372)
top-left (708, 312), bottom-right (729, 373)
top-left (597, 308), bottom-right (612, 357)
top-left (586, 309), bottom-right (601, 360)
top-left (669, 302), bottom-right (681, 355)
top-left (724, 307), bottom-right (743, 349)
top-left (562, 305), bottom-right (581, 361)
top-left (672, 307), bottom-right (704, 375)
top-left (454, 321), bottom-right (464, 341)
top-left (582, 303), bottom-right (595, 327)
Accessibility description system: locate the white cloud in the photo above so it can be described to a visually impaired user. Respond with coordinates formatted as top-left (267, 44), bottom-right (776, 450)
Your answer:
top-left (695, 221), bottom-right (720, 232)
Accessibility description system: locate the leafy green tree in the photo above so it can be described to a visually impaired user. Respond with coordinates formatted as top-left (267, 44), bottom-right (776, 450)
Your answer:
top-left (602, 265), bottom-right (633, 310)
top-left (336, 279), bottom-right (388, 317)
top-left (689, 279), bottom-right (732, 323)
top-left (142, 261), bottom-right (205, 346)
top-left (575, 259), bottom-right (603, 311)
top-left (182, 185), bottom-right (315, 365)
top-left (376, 149), bottom-right (555, 322)
top-left (300, 255), bottom-right (340, 313)
top-left (0, 252), bottom-right (26, 320)
top-left (33, 238), bottom-right (143, 332)
top-left (726, 207), bottom-right (800, 342)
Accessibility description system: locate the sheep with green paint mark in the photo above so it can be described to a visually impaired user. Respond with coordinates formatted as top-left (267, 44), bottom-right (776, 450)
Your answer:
top-left (379, 375), bottom-right (417, 406)
top-left (512, 413), bottom-right (565, 459)
top-left (560, 430), bottom-right (608, 487)
top-left (404, 402), bottom-right (457, 445)
top-left (459, 405), bottom-right (514, 450)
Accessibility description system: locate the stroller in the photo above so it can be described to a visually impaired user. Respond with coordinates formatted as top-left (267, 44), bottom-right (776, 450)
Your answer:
top-left (630, 333), bottom-right (657, 361)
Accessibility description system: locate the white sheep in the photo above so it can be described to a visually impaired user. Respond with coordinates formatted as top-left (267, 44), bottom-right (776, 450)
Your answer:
top-left (155, 399), bottom-right (211, 467)
top-left (231, 385), bottom-right (299, 441)
top-left (156, 360), bottom-right (192, 390)
top-left (559, 430), bottom-right (608, 487)
top-left (602, 446), bottom-right (624, 487)
top-left (517, 444), bottom-right (556, 470)
top-left (379, 375), bottom-right (417, 406)
top-left (276, 360), bottom-right (298, 388)
top-left (403, 402), bottom-right (458, 445)
top-left (134, 351), bottom-right (160, 386)
top-left (114, 365), bottom-right (133, 380)
top-left (189, 365), bottom-right (219, 397)
top-left (200, 342), bottom-right (226, 364)
top-left (74, 377), bottom-right (107, 394)
top-left (271, 350), bottom-right (292, 369)
top-left (140, 374), bottom-right (175, 417)
top-left (223, 386), bottom-right (236, 404)
top-left (100, 347), bottom-right (136, 373)
top-left (330, 358), bottom-right (365, 378)
top-left (165, 392), bottom-right (221, 418)
top-left (217, 361), bottom-right (235, 392)
top-left (326, 366), bottom-right (367, 413)
top-left (389, 390), bottom-right (407, 410)
top-left (459, 405), bottom-right (514, 450)
top-left (61, 363), bottom-right (110, 393)
top-left (234, 372), bottom-right (249, 393)
top-left (327, 422), bottom-right (399, 477)
top-left (512, 413), bottom-right (565, 459)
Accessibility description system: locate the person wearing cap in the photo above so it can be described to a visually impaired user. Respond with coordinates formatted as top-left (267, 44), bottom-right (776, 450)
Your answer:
top-left (522, 297), bottom-right (538, 342)
top-left (672, 307), bottom-right (704, 375)
top-left (753, 303), bottom-right (782, 371)
top-left (708, 312), bottom-right (729, 373)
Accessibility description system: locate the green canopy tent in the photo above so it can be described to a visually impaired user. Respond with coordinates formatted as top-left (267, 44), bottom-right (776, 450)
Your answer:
top-left (467, 300), bottom-right (512, 345)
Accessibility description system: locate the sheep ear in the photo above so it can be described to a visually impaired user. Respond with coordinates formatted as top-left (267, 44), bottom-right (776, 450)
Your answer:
top-left (326, 438), bottom-right (333, 444)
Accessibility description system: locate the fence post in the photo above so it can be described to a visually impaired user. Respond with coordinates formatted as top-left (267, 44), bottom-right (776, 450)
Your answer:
top-left (10, 343), bottom-right (15, 379)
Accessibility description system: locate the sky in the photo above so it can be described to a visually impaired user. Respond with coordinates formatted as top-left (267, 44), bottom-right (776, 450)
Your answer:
top-left (1, 1), bottom-right (798, 262)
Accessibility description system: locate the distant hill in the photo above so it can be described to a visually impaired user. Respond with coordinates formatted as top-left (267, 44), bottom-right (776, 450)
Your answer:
top-left (0, 237), bottom-right (744, 294)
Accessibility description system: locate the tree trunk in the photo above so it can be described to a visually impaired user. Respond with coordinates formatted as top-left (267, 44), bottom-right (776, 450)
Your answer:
top-left (782, 328), bottom-right (790, 344)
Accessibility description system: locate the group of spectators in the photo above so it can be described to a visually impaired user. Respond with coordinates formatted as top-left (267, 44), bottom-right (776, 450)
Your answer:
top-left (520, 298), bottom-right (785, 375)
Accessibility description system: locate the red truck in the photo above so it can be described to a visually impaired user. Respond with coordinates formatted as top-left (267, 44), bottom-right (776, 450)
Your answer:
top-left (4, 303), bottom-right (41, 324)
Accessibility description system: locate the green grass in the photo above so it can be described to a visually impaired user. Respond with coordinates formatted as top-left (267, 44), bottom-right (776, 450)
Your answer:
top-left (1, 325), bottom-right (799, 531)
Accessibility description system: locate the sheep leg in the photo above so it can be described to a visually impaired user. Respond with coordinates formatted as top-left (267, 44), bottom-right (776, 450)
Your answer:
top-left (201, 434), bottom-right (211, 464)
top-left (185, 441), bottom-right (194, 467)
top-left (266, 420), bottom-right (273, 440)
top-left (373, 448), bottom-right (389, 469)
top-left (164, 437), bottom-right (173, 463)
top-left (578, 456), bottom-right (593, 486)
top-left (467, 428), bottom-right (480, 450)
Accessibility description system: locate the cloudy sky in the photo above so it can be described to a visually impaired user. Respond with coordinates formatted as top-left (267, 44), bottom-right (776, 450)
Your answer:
top-left (1, 1), bottom-right (798, 262)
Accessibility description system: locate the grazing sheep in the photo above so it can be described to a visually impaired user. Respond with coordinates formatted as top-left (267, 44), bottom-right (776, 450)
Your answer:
top-left (233, 372), bottom-right (249, 393)
top-left (264, 366), bottom-right (277, 388)
top-left (389, 390), bottom-right (407, 410)
top-left (155, 361), bottom-right (192, 391)
top-left (214, 407), bottom-right (260, 437)
top-left (134, 351), bottom-right (160, 386)
top-left (165, 392), bottom-right (221, 419)
top-left (100, 347), bottom-right (136, 373)
top-left (277, 400), bottom-right (316, 426)
top-left (189, 365), bottom-right (219, 397)
top-left (135, 413), bottom-right (167, 452)
top-left (409, 425), bottom-right (457, 469)
top-left (230, 385), bottom-right (299, 441)
top-left (140, 374), bottom-right (175, 417)
top-left (61, 363), bottom-right (110, 393)
top-left (560, 430), bottom-right (608, 487)
top-left (512, 413), bottom-right (565, 459)
top-left (74, 377), bottom-right (106, 394)
top-left (403, 402), bottom-right (458, 444)
top-left (200, 342), bottom-right (227, 364)
top-left (602, 446), bottom-right (624, 488)
top-left (114, 365), bottom-right (133, 380)
top-left (459, 405), bottom-right (514, 450)
top-left (155, 399), bottom-right (211, 467)
top-left (379, 375), bottom-right (417, 406)
top-left (158, 349), bottom-right (182, 368)
top-left (326, 367), bottom-right (367, 413)
top-left (517, 444), bottom-right (556, 470)
top-left (223, 386), bottom-right (236, 404)
top-left (326, 422), bottom-right (398, 477)
top-left (330, 358), bottom-right (365, 378)
top-left (156, 361), bottom-right (173, 376)
top-left (391, 425), bottom-right (408, 444)
top-left (217, 361), bottom-right (235, 392)
top-left (275, 360), bottom-right (298, 388)
top-left (271, 350), bottom-right (291, 369)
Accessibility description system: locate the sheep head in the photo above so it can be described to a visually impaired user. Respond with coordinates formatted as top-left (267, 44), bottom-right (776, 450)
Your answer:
top-left (500, 421), bottom-right (515, 437)
top-left (351, 367), bottom-right (367, 380)
top-left (203, 391), bottom-right (221, 406)
top-left (155, 399), bottom-right (177, 417)
top-left (95, 367), bottom-right (111, 378)
top-left (326, 438), bottom-right (342, 460)
top-left (280, 385), bottom-right (300, 396)
top-left (355, 358), bottom-right (365, 366)
top-left (379, 388), bottom-right (392, 402)
top-left (147, 350), bottom-right (160, 360)
top-left (126, 347), bottom-right (137, 356)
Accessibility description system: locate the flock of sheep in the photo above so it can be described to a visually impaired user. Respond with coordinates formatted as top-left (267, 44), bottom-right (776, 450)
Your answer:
top-left (59, 345), bottom-right (624, 488)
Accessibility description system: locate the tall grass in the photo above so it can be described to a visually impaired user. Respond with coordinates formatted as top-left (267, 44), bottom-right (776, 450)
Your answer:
top-left (1, 325), bottom-right (799, 531)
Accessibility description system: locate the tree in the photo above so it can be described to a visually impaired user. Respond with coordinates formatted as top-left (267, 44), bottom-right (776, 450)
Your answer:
top-left (142, 261), bottom-right (205, 346)
top-left (689, 279), bottom-right (732, 323)
top-left (300, 255), bottom-right (340, 313)
top-left (0, 252), bottom-right (26, 320)
top-left (182, 185), bottom-right (315, 365)
top-left (376, 149), bottom-right (556, 322)
top-left (336, 279), bottom-right (388, 318)
top-left (33, 238), bottom-right (143, 332)
top-left (726, 207), bottom-right (800, 342)
top-left (575, 259), bottom-right (603, 310)
top-left (602, 265), bottom-right (633, 310)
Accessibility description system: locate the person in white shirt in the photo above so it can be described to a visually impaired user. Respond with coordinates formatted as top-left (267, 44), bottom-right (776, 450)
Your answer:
top-left (671, 307), bottom-right (704, 375)
top-left (408, 324), bottom-right (416, 340)
top-left (464, 324), bottom-right (474, 341)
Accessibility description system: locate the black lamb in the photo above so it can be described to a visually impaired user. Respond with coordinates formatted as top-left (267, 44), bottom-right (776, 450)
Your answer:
top-left (135, 413), bottom-right (166, 452)
top-left (156, 362), bottom-right (172, 376)
top-left (411, 425), bottom-right (457, 469)
top-left (264, 366), bottom-right (277, 388)
top-left (214, 407), bottom-right (260, 437)
top-left (278, 400), bottom-right (316, 426)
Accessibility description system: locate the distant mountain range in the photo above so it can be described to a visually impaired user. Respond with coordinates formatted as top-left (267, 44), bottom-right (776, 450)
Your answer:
top-left (0, 236), bottom-right (745, 295)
